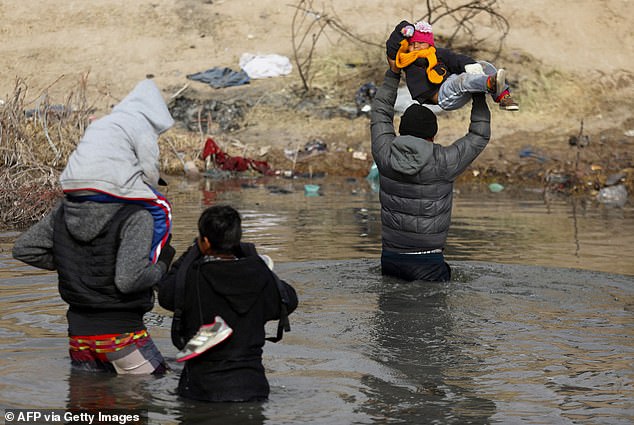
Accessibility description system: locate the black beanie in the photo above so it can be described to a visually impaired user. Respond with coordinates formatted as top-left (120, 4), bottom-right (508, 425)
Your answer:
top-left (398, 104), bottom-right (438, 139)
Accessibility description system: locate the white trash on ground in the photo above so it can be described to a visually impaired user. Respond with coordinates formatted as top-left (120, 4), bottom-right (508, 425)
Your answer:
top-left (239, 53), bottom-right (292, 79)
top-left (596, 184), bottom-right (628, 207)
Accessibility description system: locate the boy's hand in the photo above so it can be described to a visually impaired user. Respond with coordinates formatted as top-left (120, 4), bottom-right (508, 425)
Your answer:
top-left (158, 236), bottom-right (176, 271)
top-left (386, 20), bottom-right (412, 60)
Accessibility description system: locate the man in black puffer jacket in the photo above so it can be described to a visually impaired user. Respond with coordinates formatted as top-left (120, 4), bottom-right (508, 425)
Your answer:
top-left (370, 54), bottom-right (491, 282)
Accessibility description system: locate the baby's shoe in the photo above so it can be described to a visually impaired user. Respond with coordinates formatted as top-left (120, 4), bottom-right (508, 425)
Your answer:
top-left (486, 68), bottom-right (506, 99)
top-left (498, 91), bottom-right (519, 111)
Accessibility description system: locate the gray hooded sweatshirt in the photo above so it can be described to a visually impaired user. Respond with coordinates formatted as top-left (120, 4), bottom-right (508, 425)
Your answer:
top-left (370, 70), bottom-right (491, 252)
top-left (60, 79), bottom-right (174, 199)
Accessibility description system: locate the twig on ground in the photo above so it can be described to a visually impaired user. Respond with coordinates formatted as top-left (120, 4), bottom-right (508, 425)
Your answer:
top-left (170, 83), bottom-right (189, 99)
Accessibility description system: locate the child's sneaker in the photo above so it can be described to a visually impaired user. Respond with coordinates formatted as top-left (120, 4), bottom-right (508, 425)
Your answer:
top-left (176, 316), bottom-right (233, 362)
top-left (486, 68), bottom-right (506, 99)
top-left (498, 92), bottom-right (519, 111)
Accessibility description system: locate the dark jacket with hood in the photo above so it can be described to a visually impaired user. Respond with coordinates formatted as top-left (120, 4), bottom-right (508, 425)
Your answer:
top-left (12, 199), bottom-right (166, 335)
top-left (158, 243), bottom-right (298, 402)
top-left (385, 20), bottom-right (476, 104)
top-left (370, 69), bottom-right (491, 252)
top-left (404, 48), bottom-right (476, 103)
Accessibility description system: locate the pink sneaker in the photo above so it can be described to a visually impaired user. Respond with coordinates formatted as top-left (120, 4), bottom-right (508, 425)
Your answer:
top-left (176, 316), bottom-right (233, 362)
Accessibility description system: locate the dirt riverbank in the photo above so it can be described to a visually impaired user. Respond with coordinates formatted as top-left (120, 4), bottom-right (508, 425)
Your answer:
top-left (1, 0), bottom-right (633, 198)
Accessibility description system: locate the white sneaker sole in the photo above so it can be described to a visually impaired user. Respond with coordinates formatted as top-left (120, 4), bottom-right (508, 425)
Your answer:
top-left (500, 104), bottom-right (519, 111)
top-left (495, 69), bottom-right (507, 99)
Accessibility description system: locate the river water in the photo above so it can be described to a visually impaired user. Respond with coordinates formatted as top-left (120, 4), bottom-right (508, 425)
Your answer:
top-left (1, 175), bottom-right (633, 424)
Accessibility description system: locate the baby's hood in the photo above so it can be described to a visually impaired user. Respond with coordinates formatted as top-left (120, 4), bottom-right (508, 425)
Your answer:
top-left (63, 79), bottom-right (175, 191)
top-left (110, 79), bottom-right (174, 135)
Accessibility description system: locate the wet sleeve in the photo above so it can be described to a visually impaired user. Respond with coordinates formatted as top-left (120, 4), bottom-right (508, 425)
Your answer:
top-left (11, 205), bottom-right (59, 271)
top-left (114, 209), bottom-right (164, 294)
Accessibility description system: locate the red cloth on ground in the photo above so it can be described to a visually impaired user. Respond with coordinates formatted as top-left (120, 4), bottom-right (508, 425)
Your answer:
top-left (201, 138), bottom-right (273, 175)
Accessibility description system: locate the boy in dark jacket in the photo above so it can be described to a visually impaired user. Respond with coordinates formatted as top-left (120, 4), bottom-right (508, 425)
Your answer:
top-left (388, 20), bottom-right (519, 111)
top-left (158, 205), bottom-right (298, 402)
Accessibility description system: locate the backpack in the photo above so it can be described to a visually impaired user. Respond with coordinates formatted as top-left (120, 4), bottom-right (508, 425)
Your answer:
top-left (239, 242), bottom-right (291, 343)
top-left (170, 242), bottom-right (291, 349)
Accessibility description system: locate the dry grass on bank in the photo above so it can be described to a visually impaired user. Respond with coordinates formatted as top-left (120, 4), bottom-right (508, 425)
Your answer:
top-left (0, 75), bottom-right (94, 229)
top-left (1, 76), bottom-right (93, 167)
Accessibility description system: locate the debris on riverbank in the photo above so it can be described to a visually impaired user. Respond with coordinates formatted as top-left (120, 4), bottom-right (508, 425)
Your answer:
top-left (1, 72), bottom-right (632, 231)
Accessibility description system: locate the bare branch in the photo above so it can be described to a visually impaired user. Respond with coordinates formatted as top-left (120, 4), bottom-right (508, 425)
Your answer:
top-left (289, 0), bottom-right (380, 93)
top-left (417, 0), bottom-right (509, 57)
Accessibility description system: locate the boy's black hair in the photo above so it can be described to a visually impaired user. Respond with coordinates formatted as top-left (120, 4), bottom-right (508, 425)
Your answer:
top-left (198, 205), bottom-right (242, 253)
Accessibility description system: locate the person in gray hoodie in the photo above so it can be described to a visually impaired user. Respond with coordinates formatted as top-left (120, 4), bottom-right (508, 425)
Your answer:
top-left (12, 80), bottom-right (176, 374)
top-left (60, 79), bottom-right (174, 264)
top-left (370, 56), bottom-right (491, 282)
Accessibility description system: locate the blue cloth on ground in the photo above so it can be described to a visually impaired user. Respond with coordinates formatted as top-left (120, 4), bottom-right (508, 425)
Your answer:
top-left (187, 67), bottom-right (250, 88)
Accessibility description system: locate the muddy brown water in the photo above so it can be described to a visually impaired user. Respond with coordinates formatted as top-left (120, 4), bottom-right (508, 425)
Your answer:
top-left (1, 176), bottom-right (633, 424)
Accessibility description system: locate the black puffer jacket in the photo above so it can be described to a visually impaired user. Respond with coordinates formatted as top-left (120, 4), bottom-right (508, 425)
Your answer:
top-left (370, 70), bottom-right (490, 252)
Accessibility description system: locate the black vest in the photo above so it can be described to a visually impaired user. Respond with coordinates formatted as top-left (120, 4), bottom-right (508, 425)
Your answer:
top-left (53, 204), bottom-right (154, 313)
